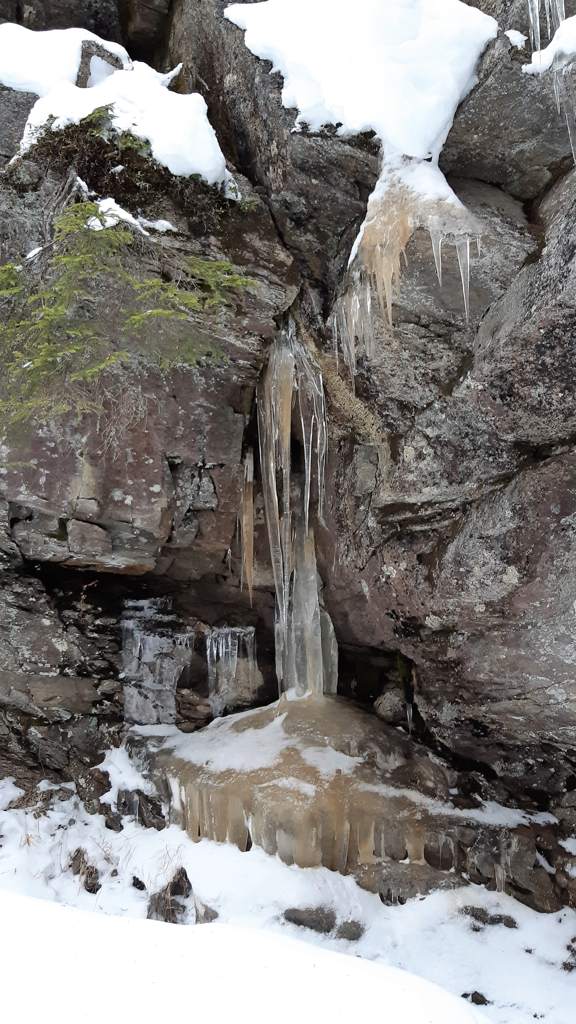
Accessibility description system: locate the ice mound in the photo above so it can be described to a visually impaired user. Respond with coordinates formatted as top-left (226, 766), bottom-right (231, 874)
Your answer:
top-left (131, 696), bottom-right (552, 901)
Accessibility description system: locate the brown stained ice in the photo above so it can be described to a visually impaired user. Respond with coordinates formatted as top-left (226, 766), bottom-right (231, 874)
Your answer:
top-left (331, 167), bottom-right (479, 378)
top-left (139, 695), bottom-right (521, 890)
top-left (152, 696), bottom-right (447, 873)
top-left (257, 323), bottom-right (329, 694)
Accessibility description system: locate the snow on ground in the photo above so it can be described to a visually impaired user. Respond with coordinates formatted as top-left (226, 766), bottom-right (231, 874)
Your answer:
top-left (225, 0), bottom-right (497, 159)
top-left (0, 781), bottom-right (575, 1024)
top-left (0, 889), bottom-right (488, 1024)
top-left (0, 23), bottom-right (230, 186)
top-left (505, 29), bottom-right (528, 50)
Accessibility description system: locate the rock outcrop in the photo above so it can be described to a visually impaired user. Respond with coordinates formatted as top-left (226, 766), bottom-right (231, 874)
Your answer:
top-left (1, 0), bottom-right (576, 910)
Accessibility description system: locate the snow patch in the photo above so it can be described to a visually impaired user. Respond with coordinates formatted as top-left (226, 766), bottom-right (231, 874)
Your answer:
top-left (0, 888), bottom-right (488, 1024)
top-left (225, 0), bottom-right (497, 160)
top-left (0, 24), bottom-right (231, 187)
top-left (97, 746), bottom-right (154, 807)
top-left (22, 60), bottom-right (229, 184)
top-left (506, 29), bottom-right (528, 49)
top-left (0, 778), bottom-right (23, 810)
top-left (0, 23), bottom-right (130, 95)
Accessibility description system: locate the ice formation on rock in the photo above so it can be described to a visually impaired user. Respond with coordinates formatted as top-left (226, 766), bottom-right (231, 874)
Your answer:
top-left (333, 161), bottom-right (480, 377)
top-left (226, 1), bottom-right (496, 373)
top-left (138, 696), bottom-right (547, 901)
top-left (257, 324), bottom-right (332, 695)
top-left (206, 626), bottom-right (258, 716)
top-left (122, 598), bottom-right (195, 725)
top-left (524, 14), bottom-right (576, 162)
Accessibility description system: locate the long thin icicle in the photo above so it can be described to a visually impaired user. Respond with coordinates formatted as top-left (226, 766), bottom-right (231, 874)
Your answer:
top-left (240, 448), bottom-right (254, 605)
top-left (285, 522), bottom-right (324, 698)
top-left (257, 334), bottom-right (295, 687)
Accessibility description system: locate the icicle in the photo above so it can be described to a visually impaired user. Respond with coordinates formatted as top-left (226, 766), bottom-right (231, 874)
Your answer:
top-left (455, 236), bottom-right (471, 322)
top-left (527, 0), bottom-right (566, 52)
top-left (429, 227), bottom-right (443, 287)
top-left (528, 0), bottom-right (541, 50)
top-left (320, 607), bottom-right (339, 695)
top-left (240, 449), bottom-right (254, 605)
top-left (295, 339), bottom-right (327, 529)
top-left (257, 336), bottom-right (295, 688)
top-left (552, 61), bottom-right (576, 162)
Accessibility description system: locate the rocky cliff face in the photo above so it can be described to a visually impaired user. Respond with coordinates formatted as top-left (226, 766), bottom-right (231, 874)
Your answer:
top-left (1, 1), bottom-right (576, 907)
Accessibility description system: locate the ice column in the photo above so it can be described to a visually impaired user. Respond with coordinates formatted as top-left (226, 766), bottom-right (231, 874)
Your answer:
top-left (257, 322), bottom-right (335, 696)
top-left (206, 626), bottom-right (257, 716)
top-left (552, 59), bottom-right (576, 161)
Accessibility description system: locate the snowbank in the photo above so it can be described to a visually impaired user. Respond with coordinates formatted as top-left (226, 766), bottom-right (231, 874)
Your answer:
top-left (225, 0), bottom-right (497, 160)
top-left (0, 22), bottom-right (130, 95)
top-left (0, 887), bottom-right (486, 1024)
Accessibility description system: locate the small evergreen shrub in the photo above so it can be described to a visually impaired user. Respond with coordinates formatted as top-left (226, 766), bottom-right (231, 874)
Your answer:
top-left (0, 201), bottom-right (250, 431)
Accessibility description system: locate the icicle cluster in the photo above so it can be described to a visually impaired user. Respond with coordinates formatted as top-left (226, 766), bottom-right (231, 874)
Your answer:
top-left (257, 322), bottom-right (333, 696)
top-left (121, 598), bottom-right (195, 725)
top-left (332, 164), bottom-right (479, 380)
top-left (527, 0), bottom-right (565, 52)
top-left (206, 625), bottom-right (257, 717)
